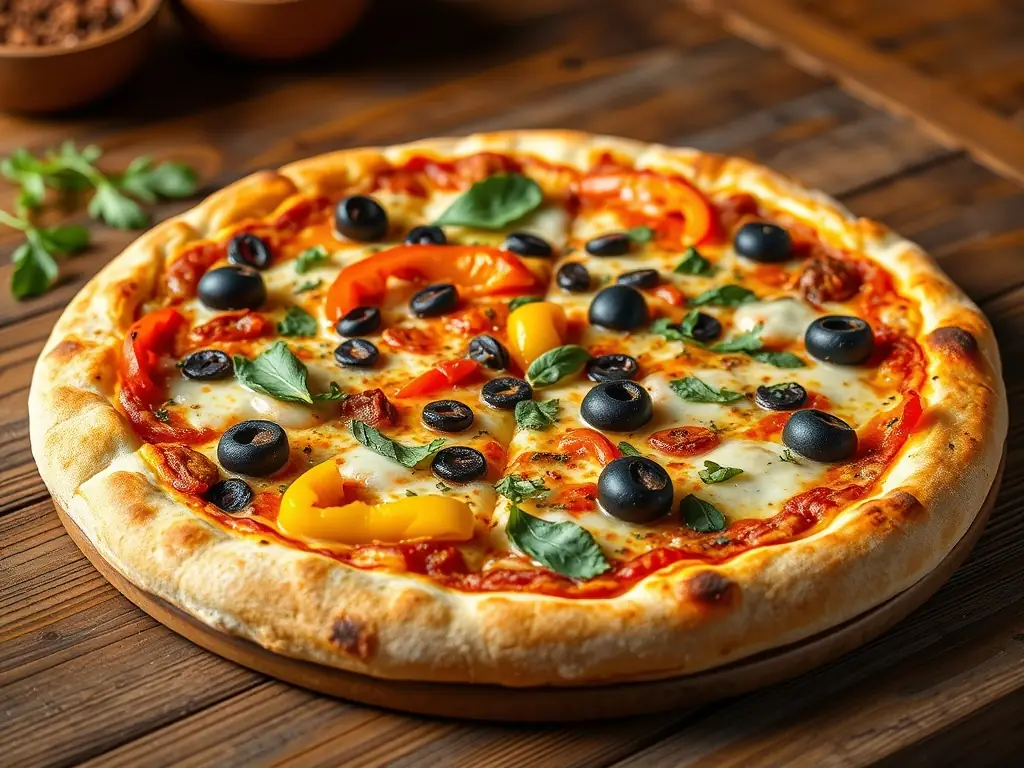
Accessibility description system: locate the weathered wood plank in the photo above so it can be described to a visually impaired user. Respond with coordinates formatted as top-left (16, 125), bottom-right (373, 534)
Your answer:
top-left (685, 0), bottom-right (1024, 185)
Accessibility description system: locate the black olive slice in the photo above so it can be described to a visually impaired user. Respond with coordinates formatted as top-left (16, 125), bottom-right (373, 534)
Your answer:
top-left (334, 339), bottom-right (380, 367)
top-left (586, 354), bottom-right (639, 382)
top-left (580, 380), bottom-right (653, 432)
top-left (598, 456), bottom-right (673, 523)
top-left (227, 233), bottom-right (273, 270)
top-left (481, 377), bottom-right (532, 410)
top-left (422, 400), bottom-right (475, 433)
top-left (755, 382), bottom-right (807, 411)
top-left (217, 420), bottom-right (289, 477)
top-left (181, 349), bottom-right (233, 381)
top-left (335, 195), bottom-right (389, 242)
top-left (804, 316), bottom-right (875, 365)
top-left (588, 285), bottom-right (649, 331)
top-left (410, 283), bottom-right (459, 317)
top-left (585, 233), bottom-right (631, 257)
top-left (431, 446), bottom-right (488, 484)
top-left (467, 334), bottom-right (510, 370)
top-left (557, 262), bottom-right (591, 293)
top-left (782, 409), bottom-right (857, 462)
top-left (336, 306), bottom-right (382, 337)
top-left (734, 222), bottom-right (792, 262)
top-left (405, 225), bottom-right (446, 246)
top-left (197, 265), bottom-right (267, 311)
top-left (501, 231), bottom-right (553, 258)
top-left (203, 478), bottom-right (254, 512)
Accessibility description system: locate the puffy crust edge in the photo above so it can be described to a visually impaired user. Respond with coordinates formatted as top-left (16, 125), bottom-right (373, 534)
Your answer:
top-left (30, 131), bottom-right (1007, 686)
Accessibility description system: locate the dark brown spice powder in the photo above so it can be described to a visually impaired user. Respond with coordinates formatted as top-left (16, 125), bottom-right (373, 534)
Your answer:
top-left (0, 0), bottom-right (141, 48)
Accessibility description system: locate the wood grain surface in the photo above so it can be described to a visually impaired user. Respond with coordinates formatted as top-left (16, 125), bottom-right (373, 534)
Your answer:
top-left (2, 0), bottom-right (1023, 765)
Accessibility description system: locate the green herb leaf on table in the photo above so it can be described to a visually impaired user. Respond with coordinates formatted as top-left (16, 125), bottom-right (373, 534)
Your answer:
top-left (434, 174), bottom-right (544, 229)
top-left (117, 156), bottom-right (197, 202)
top-left (351, 420), bottom-right (445, 469)
top-left (618, 441), bottom-right (642, 457)
top-left (494, 474), bottom-right (549, 503)
top-left (698, 460), bottom-right (744, 484)
top-left (526, 344), bottom-right (590, 388)
top-left (689, 284), bottom-right (757, 307)
top-left (277, 306), bottom-right (318, 337)
top-left (294, 279), bottom-right (322, 295)
top-left (505, 503), bottom-right (610, 580)
top-left (4, 210), bottom-right (90, 299)
top-left (295, 245), bottom-right (330, 274)
top-left (233, 341), bottom-right (341, 404)
top-left (508, 295), bottom-right (542, 313)
top-left (669, 376), bottom-right (744, 403)
top-left (88, 182), bottom-right (149, 230)
top-left (515, 399), bottom-right (560, 430)
top-left (626, 225), bottom-right (655, 244)
top-left (673, 246), bottom-right (714, 276)
top-left (680, 494), bottom-right (728, 532)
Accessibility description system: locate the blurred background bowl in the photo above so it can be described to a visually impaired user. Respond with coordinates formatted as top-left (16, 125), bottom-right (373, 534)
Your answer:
top-left (171, 0), bottom-right (367, 61)
top-left (0, 0), bottom-right (162, 114)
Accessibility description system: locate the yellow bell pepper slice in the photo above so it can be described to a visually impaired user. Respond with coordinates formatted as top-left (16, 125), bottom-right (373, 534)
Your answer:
top-left (507, 301), bottom-right (567, 370)
top-left (277, 459), bottom-right (475, 545)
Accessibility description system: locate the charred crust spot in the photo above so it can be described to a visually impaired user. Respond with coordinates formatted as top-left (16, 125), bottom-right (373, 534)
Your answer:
top-left (927, 327), bottom-right (978, 360)
top-left (685, 570), bottom-right (739, 609)
top-left (329, 616), bottom-right (376, 659)
top-left (864, 491), bottom-right (923, 527)
top-left (47, 339), bottom-right (84, 363)
top-left (127, 501), bottom-right (156, 524)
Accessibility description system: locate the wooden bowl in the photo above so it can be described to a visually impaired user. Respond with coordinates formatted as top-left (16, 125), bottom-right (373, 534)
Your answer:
top-left (0, 0), bottom-right (162, 113)
top-left (171, 0), bottom-right (367, 61)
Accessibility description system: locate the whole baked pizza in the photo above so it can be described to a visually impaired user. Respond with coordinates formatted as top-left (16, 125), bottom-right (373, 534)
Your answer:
top-left (30, 131), bottom-right (1006, 686)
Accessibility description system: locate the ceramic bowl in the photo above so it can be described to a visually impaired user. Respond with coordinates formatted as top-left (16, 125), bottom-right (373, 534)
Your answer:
top-left (171, 0), bottom-right (366, 61)
top-left (0, 0), bottom-right (162, 113)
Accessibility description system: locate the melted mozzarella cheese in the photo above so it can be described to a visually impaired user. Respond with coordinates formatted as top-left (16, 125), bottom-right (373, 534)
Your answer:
top-left (166, 377), bottom-right (337, 431)
top-left (643, 372), bottom-right (752, 430)
top-left (682, 439), bottom-right (827, 521)
top-left (515, 206), bottom-right (570, 249)
top-left (335, 443), bottom-right (497, 512)
top-left (733, 299), bottom-right (821, 347)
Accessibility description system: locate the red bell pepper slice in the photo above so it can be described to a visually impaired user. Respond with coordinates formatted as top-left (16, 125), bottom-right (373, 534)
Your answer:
top-left (118, 307), bottom-right (212, 445)
top-left (578, 169), bottom-right (714, 246)
top-left (558, 428), bottom-right (621, 465)
top-left (325, 245), bottom-right (541, 321)
top-left (394, 359), bottom-right (482, 399)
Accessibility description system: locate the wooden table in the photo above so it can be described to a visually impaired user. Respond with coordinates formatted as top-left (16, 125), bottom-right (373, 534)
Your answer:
top-left (3, 1), bottom-right (1023, 764)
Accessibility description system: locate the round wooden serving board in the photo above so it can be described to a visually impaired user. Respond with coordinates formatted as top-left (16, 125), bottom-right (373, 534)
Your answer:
top-left (55, 456), bottom-right (1003, 722)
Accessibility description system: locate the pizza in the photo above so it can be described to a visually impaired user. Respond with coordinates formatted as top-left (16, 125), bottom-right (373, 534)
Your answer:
top-left (30, 131), bottom-right (1006, 687)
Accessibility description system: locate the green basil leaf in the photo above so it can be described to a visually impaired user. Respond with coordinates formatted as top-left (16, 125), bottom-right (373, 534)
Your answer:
top-left (294, 278), bottom-right (322, 295)
top-left (10, 240), bottom-right (58, 300)
top-left (749, 350), bottom-right (807, 368)
top-left (314, 381), bottom-right (345, 401)
top-left (618, 441), bottom-right (642, 457)
top-left (277, 306), bottom-right (318, 337)
top-left (779, 448), bottom-right (801, 464)
top-left (689, 284), bottom-right (757, 307)
top-left (677, 308), bottom-right (703, 338)
top-left (351, 420), bottom-right (445, 468)
top-left (505, 503), bottom-right (610, 580)
top-left (526, 344), bottom-right (590, 388)
top-left (669, 376), bottom-right (744, 403)
top-left (710, 324), bottom-right (765, 354)
top-left (626, 225), bottom-right (655, 244)
top-left (673, 246), bottom-right (714, 276)
top-left (37, 225), bottom-right (89, 255)
top-left (680, 494), bottom-right (727, 532)
top-left (88, 182), bottom-right (149, 229)
top-left (515, 399), bottom-right (560, 431)
top-left (698, 460), bottom-right (744, 484)
top-left (650, 316), bottom-right (686, 342)
top-left (233, 341), bottom-right (318, 404)
top-left (494, 474), bottom-right (549, 503)
top-left (295, 245), bottom-right (330, 274)
top-left (434, 174), bottom-right (543, 229)
top-left (508, 295), bottom-right (542, 313)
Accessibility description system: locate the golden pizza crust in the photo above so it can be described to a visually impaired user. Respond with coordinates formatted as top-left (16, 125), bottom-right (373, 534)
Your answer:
top-left (29, 131), bottom-right (1007, 686)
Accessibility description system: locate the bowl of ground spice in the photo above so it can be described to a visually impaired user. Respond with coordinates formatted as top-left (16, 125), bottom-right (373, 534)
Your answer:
top-left (0, 0), bottom-right (162, 112)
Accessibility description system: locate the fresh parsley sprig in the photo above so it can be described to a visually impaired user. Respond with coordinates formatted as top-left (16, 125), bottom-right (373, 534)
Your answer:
top-left (1, 209), bottom-right (90, 299)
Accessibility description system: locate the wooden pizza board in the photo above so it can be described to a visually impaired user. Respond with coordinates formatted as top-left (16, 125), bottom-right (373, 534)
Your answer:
top-left (54, 455), bottom-right (1003, 722)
